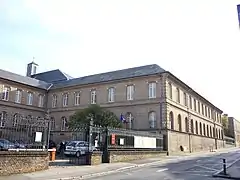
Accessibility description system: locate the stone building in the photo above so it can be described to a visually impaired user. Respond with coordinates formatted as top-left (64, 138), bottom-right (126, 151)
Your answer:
top-left (227, 117), bottom-right (240, 147)
top-left (0, 62), bottom-right (224, 152)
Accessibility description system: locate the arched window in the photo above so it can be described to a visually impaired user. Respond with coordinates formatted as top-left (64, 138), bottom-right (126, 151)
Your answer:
top-left (149, 111), bottom-right (156, 128)
top-left (178, 114), bottom-right (182, 132)
top-left (190, 119), bottom-right (194, 133)
top-left (203, 123), bottom-right (206, 136)
top-left (195, 121), bottom-right (198, 134)
top-left (210, 126), bottom-right (212, 137)
top-left (185, 117), bottom-right (189, 132)
top-left (61, 117), bottom-right (67, 131)
top-left (50, 117), bottom-right (55, 130)
top-left (0, 111), bottom-right (7, 127)
top-left (169, 112), bottom-right (174, 130)
top-left (126, 112), bottom-right (133, 129)
top-left (206, 125), bottom-right (209, 137)
top-left (199, 122), bottom-right (202, 135)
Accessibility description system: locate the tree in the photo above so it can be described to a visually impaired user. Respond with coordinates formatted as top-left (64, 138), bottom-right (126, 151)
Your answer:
top-left (222, 114), bottom-right (231, 137)
top-left (68, 104), bottom-right (123, 129)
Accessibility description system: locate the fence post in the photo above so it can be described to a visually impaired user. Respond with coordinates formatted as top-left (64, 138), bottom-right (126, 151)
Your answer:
top-left (89, 118), bottom-right (93, 152)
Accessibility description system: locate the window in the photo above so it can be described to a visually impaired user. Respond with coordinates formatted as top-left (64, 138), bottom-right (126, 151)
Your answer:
top-left (38, 94), bottom-right (44, 107)
top-left (169, 111), bottom-right (174, 130)
top-left (194, 99), bottom-right (197, 111)
top-left (168, 82), bottom-right (172, 99)
top-left (126, 112), bottom-right (133, 129)
top-left (185, 117), bottom-right (189, 132)
top-left (15, 89), bottom-right (22, 103)
top-left (205, 106), bottom-right (208, 117)
top-left (91, 90), bottom-right (97, 104)
top-left (184, 93), bottom-right (187, 106)
top-left (178, 114), bottom-right (182, 132)
top-left (149, 111), bottom-right (156, 128)
top-left (206, 125), bottom-right (209, 137)
top-left (13, 113), bottom-right (21, 127)
top-left (50, 117), bottom-right (55, 130)
top-left (52, 94), bottom-right (57, 108)
top-left (0, 111), bottom-right (7, 127)
top-left (202, 104), bottom-right (204, 115)
top-left (126, 85), bottom-right (134, 100)
top-left (2, 86), bottom-right (10, 101)
top-left (27, 92), bottom-right (33, 105)
top-left (108, 87), bottom-right (115, 102)
top-left (148, 82), bottom-right (156, 99)
top-left (61, 117), bottom-right (67, 131)
top-left (74, 92), bottom-right (81, 105)
top-left (203, 124), bottom-right (206, 136)
top-left (62, 93), bottom-right (68, 107)
top-left (189, 96), bottom-right (192, 109)
top-left (195, 121), bottom-right (198, 134)
top-left (176, 88), bottom-right (180, 103)
top-left (199, 122), bottom-right (202, 135)
top-left (208, 108), bottom-right (211, 119)
top-left (198, 101), bottom-right (200, 113)
top-left (190, 119), bottom-right (194, 133)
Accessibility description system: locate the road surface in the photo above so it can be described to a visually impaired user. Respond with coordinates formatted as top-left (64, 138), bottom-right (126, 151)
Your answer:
top-left (88, 150), bottom-right (240, 180)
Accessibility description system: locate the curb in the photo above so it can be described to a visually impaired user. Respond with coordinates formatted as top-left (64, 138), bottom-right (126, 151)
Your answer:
top-left (48, 160), bottom-right (164, 180)
top-left (212, 156), bottom-right (240, 180)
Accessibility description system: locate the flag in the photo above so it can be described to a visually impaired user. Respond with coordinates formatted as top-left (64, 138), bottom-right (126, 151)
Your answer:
top-left (237, 5), bottom-right (240, 27)
top-left (120, 114), bottom-right (126, 122)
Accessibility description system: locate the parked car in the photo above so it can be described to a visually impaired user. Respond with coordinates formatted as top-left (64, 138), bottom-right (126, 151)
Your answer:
top-left (64, 141), bottom-right (96, 157)
top-left (13, 140), bottom-right (27, 149)
top-left (0, 139), bottom-right (17, 151)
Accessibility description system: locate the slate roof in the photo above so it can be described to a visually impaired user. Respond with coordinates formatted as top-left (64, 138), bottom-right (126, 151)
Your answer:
top-left (51, 64), bottom-right (165, 89)
top-left (0, 69), bottom-right (51, 90)
top-left (31, 69), bottom-right (73, 83)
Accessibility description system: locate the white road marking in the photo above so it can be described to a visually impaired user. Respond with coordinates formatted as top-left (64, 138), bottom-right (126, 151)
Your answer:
top-left (156, 168), bottom-right (168, 172)
top-left (171, 171), bottom-right (210, 176)
top-left (195, 165), bottom-right (218, 171)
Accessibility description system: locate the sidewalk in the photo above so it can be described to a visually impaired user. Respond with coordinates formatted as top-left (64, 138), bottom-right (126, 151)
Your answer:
top-left (1, 147), bottom-right (239, 180)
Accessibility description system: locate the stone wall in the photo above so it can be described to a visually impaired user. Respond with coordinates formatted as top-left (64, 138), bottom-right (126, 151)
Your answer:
top-left (109, 151), bottom-right (167, 163)
top-left (168, 131), bottom-right (224, 153)
top-left (90, 151), bottom-right (102, 165)
top-left (0, 151), bottom-right (49, 176)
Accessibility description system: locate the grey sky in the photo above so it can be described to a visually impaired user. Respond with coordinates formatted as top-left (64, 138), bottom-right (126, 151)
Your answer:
top-left (0, 0), bottom-right (239, 119)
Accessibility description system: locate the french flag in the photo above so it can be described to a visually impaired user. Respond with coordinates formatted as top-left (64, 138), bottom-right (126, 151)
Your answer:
top-left (237, 5), bottom-right (240, 27)
top-left (120, 114), bottom-right (126, 122)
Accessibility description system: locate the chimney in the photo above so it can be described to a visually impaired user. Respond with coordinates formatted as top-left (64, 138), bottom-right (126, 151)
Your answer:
top-left (26, 58), bottom-right (38, 77)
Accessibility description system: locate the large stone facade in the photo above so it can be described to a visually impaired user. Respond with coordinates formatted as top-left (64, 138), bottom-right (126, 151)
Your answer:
top-left (228, 117), bottom-right (240, 147)
top-left (0, 63), bottom-right (224, 153)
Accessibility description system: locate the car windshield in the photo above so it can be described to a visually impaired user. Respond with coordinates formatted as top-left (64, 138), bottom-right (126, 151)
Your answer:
top-left (67, 142), bottom-right (77, 147)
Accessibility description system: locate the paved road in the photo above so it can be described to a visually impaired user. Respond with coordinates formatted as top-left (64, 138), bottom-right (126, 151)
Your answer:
top-left (88, 150), bottom-right (240, 180)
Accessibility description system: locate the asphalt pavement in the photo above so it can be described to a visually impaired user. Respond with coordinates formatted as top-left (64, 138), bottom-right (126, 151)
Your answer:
top-left (88, 150), bottom-right (240, 180)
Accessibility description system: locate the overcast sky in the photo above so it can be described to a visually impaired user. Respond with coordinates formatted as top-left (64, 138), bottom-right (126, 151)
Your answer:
top-left (0, 0), bottom-right (239, 119)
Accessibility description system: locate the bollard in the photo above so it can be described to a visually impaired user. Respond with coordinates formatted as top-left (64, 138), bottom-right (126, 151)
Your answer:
top-left (222, 158), bottom-right (227, 175)
top-left (50, 148), bottom-right (56, 161)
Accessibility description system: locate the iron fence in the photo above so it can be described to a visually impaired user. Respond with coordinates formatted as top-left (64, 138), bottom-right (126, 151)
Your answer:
top-left (0, 116), bottom-right (50, 150)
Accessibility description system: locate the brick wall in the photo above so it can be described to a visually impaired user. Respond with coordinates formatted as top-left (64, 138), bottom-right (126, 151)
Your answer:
top-left (109, 151), bottom-right (167, 163)
top-left (0, 151), bottom-right (49, 176)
